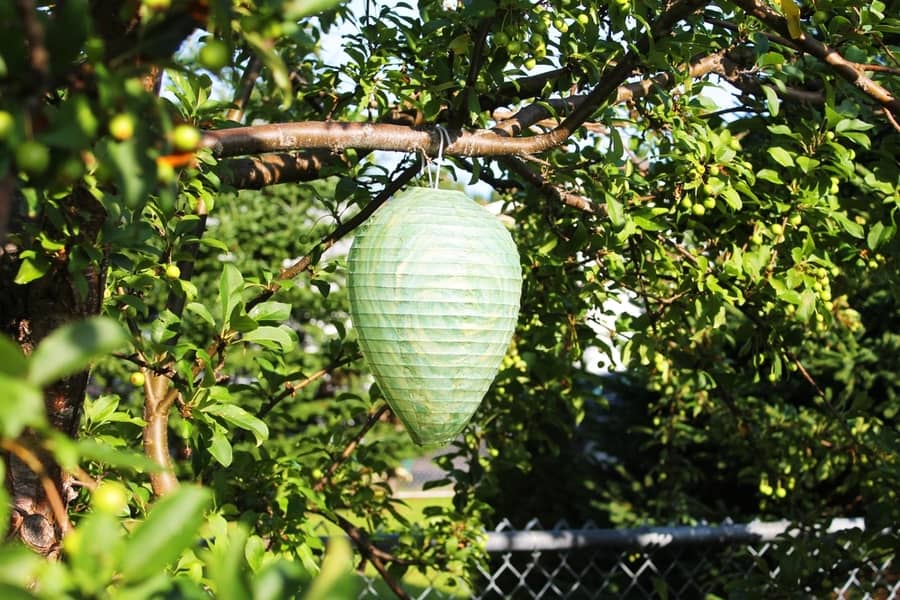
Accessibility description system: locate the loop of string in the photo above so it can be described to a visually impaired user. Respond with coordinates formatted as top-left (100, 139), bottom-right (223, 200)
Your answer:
top-left (423, 125), bottom-right (451, 189)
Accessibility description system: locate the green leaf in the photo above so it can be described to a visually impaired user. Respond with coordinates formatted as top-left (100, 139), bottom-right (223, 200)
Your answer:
top-left (301, 536), bottom-right (360, 600)
top-left (208, 426), bottom-right (233, 467)
top-left (607, 194), bottom-right (625, 229)
top-left (241, 326), bottom-right (295, 351)
top-left (761, 84), bottom-right (780, 117)
top-left (0, 335), bottom-right (28, 377)
top-left (74, 439), bottom-right (162, 473)
top-left (721, 187), bottom-right (742, 210)
top-left (219, 263), bottom-right (244, 329)
top-left (207, 524), bottom-right (252, 600)
top-left (201, 404), bottom-right (269, 446)
top-left (795, 156), bottom-right (820, 174)
top-left (769, 147), bottom-right (794, 168)
top-left (119, 486), bottom-right (212, 583)
top-left (757, 169), bottom-right (783, 184)
top-left (835, 118), bottom-right (873, 133)
top-left (13, 252), bottom-right (51, 285)
top-left (830, 212), bottom-right (865, 239)
top-left (28, 317), bottom-right (130, 387)
top-left (796, 288), bottom-right (817, 322)
top-left (0, 374), bottom-right (45, 438)
top-left (248, 301), bottom-right (292, 323)
top-left (0, 583), bottom-right (40, 600)
top-left (186, 302), bottom-right (217, 327)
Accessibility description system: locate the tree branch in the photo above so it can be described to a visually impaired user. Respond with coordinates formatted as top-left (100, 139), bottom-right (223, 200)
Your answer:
top-left (730, 0), bottom-right (900, 117)
top-left (262, 354), bottom-right (361, 422)
top-left (329, 512), bottom-right (411, 600)
top-left (219, 150), bottom-right (334, 188)
top-left (1, 438), bottom-right (72, 538)
top-left (142, 372), bottom-right (179, 496)
top-left (313, 403), bottom-right (389, 493)
top-left (500, 157), bottom-right (599, 215)
top-left (279, 158), bottom-right (420, 279)
top-left (225, 55), bottom-right (264, 123)
top-left (202, 0), bottom-right (703, 161)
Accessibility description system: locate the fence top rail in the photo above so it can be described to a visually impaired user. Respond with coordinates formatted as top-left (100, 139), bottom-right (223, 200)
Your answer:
top-left (482, 518), bottom-right (866, 552)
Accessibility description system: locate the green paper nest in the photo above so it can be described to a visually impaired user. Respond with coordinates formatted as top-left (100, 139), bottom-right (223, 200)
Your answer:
top-left (348, 187), bottom-right (522, 445)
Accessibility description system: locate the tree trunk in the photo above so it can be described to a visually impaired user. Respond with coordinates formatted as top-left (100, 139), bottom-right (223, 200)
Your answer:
top-left (1, 186), bottom-right (106, 556)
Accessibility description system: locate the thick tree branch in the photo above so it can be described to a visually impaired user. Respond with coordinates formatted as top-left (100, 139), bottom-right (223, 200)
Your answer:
top-left (220, 150), bottom-right (333, 189)
top-left (1, 439), bottom-right (72, 538)
top-left (730, 0), bottom-right (900, 116)
top-left (203, 0), bottom-right (702, 161)
top-left (143, 372), bottom-right (179, 496)
top-left (493, 50), bottom-right (734, 137)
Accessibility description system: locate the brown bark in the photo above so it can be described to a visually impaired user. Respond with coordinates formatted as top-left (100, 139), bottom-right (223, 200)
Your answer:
top-left (1, 186), bottom-right (106, 555)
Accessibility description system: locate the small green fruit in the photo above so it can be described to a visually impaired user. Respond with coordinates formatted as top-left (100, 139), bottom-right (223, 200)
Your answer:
top-left (788, 213), bottom-right (802, 226)
top-left (751, 233), bottom-right (764, 245)
top-left (576, 13), bottom-right (590, 25)
top-left (692, 203), bottom-right (706, 216)
top-left (493, 31), bottom-right (509, 46)
top-left (16, 140), bottom-right (50, 175)
top-left (62, 529), bottom-right (83, 556)
top-left (129, 371), bottom-right (145, 386)
top-left (92, 481), bottom-right (129, 515)
top-left (157, 161), bottom-right (175, 183)
top-left (143, 0), bottom-right (171, 11)
top-left (0, 110), bottom-right (14, 140)
top-left (199, 40), bottom-right (230, 71)
top-left (171, 124), bottom-right (201, 152)
top-left (109, 113), bottom-right (135, 141)
top-left (523, 58), bottom-right (537, 70)
top-left (770, 223), bottom-right (784, 236)
top-left (703, 197), bottom-right (716, 210)
top-left (708, 164), bottom-right (721, 177)
top-left (680, 197), bottom-right (693, 209)
top-left (165, 263), bottom-right (181, 279)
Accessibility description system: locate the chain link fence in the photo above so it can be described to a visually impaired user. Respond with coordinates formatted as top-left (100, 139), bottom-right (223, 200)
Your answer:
top-left (357, 518), bottom-right (898, 599)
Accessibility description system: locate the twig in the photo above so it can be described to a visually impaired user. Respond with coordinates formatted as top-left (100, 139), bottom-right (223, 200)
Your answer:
top-left (883, 106), bottom-right (900, 133)
top-left (1, 439), bottom-right (72, 535)
top-left (854, 63), bottom-right (900, 76)
top-left (313, 403), bottom-right (389, 493)
top-left (246, 353), bottom-right (361, 434)
top-left (226, 55), bottom-right (264, 123)
top-left (246, 157), bottom-right (422, 311)
top-left (14, 0), bottom-right (49, 89)
top-left (500, 157), bottom-right (599, 215)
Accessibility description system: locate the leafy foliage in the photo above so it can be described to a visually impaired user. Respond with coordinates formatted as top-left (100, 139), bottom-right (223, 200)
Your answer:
top-left (1, 0), bottom-right (898, 597)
